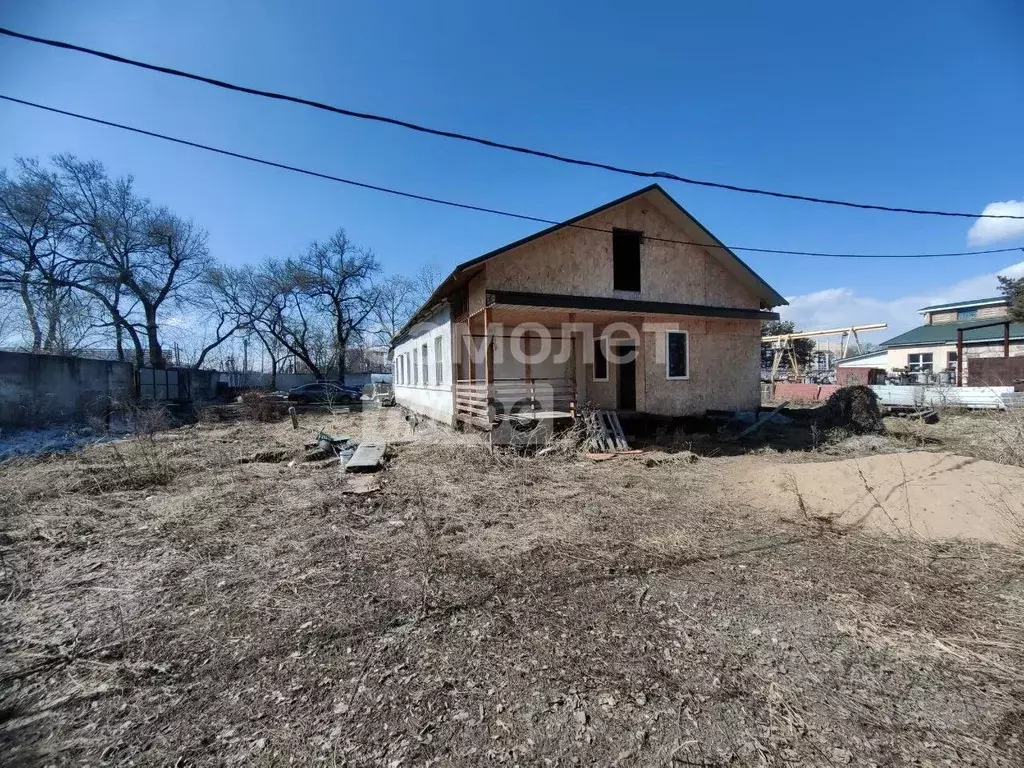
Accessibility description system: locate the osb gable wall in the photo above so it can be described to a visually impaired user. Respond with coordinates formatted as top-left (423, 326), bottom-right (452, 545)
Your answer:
top-left (467, 272), bottom-right (488, 315)
top-left (483, 197), bottom-right (761, 309)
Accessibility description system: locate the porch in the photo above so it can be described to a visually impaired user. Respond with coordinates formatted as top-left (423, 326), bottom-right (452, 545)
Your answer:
top-left (454, 377), bottom-right (577, 428)
top-left (451, 297), bottom-right (637, 428)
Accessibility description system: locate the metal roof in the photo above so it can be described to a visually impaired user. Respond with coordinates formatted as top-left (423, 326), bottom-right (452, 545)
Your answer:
top-left (833, 349), bottom-right (888, 366)
top-left (917, 296), bottom-right (1006, 313)
top-left (881, 318), bottom-right (1024, 348)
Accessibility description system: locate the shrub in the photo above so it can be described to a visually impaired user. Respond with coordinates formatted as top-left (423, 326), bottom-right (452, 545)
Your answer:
top-left (240, 391), bottom-right (281, 422)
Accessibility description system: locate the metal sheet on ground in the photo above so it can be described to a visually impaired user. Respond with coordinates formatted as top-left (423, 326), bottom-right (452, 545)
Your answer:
top-left (345, 441), bottom-right (386, 472)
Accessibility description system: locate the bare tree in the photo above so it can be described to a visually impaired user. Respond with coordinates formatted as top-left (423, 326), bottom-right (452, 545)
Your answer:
top-left (372, 274), bottom-right (418, 346)
top-left (0, 291), bottom-right (18, 346)
top-left (36, 155), bottom-right (211, 368)
top-left (293, 229), bottom-right (381, 381)
top-left (0, 158), bottom-right (72, 352)
top-left (413, 262), bottom-right (444, 305)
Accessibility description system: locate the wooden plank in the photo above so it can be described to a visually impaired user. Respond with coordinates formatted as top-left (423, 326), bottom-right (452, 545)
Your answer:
top-left (608, 412), bottom-right (629, 451)
top-left (345, 441), bottom-right (387, 473)
top-left (603, 412), bottom-right (627, 451)
top-left (591, 411), bottom-right (613, 452)
top-left (733, 402), bottom-right (790, 440)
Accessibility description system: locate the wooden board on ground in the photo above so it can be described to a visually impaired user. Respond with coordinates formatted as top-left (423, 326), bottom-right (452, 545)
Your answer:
top-left (589, 410), bottom-right (629, 452)
top-left (341, 474), bottom-right (381, 494)
top-left (345, 441), bottom-right (386, 472)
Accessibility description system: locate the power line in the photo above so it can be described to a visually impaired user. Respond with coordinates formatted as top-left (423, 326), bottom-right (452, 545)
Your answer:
top-left (2, 93), bottom-right (1022, 262)
top-left (1, 25), bottom-right (1020, 222)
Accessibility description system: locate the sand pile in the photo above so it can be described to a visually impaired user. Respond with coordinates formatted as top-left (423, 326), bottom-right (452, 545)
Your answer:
top-left (731, 451), bottom-right (1023, 544)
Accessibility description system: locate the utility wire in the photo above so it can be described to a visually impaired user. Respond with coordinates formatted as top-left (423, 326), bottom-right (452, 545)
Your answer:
top-left (2, 93), bottom-right (1022, 262)
top-left (1, 25), bottom-right (1021, 222)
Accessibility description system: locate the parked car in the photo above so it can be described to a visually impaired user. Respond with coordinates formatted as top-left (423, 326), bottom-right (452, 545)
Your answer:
top-left (286, 381), bottom-right (363, 406)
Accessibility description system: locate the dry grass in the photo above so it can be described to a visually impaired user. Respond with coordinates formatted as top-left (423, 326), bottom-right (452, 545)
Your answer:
top-left (2, 410), bottom-right (1024, 765)
top-left (886, 407), bottom-right (1024, 467)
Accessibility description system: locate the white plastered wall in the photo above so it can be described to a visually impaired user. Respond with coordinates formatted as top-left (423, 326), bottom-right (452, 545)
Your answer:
top-left (391, 304), bottom-right (455, 425)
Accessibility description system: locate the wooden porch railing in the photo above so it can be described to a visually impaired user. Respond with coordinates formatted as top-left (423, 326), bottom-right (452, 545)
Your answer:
top-left (455, 377), bottom-right (576, 427)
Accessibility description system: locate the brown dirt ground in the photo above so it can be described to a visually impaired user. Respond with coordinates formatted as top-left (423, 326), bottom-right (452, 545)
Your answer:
top-left (2, 408), bottom-right (1024, 766)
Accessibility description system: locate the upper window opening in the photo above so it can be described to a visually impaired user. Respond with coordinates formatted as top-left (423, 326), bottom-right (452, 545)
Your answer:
top-left (613, 229), bottom-right (642, 292)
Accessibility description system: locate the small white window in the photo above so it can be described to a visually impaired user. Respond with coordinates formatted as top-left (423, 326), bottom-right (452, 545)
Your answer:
top-left (435, 336), bottom-right (444, 385)
top-left (413, 348), bottom-right (419, 385)
top-left (666, 330), bottom-right (689, 380)
top-left (421, 343), bottom-right (429, 385)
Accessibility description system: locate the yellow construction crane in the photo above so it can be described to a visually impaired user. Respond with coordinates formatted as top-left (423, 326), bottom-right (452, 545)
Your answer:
top-left (763, 323), bottom-right (888, 382)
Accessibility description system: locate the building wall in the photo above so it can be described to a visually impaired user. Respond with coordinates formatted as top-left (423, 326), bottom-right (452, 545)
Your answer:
top-left (0, 351), bottom-right (134, 428)
top-left (886, 344), bottom-right (959, 372)
top-left (467, 272), bottom-right (487, 315)
top-left (641, 316), bottom-right (762, 415)
top-left (978, 305), bottom-right (1010, 320)
top-left (392, 304), bottom-right (455, 425)
top-left (927, 305), bottom-right (1008, 325)
top-left (885, 340), bottom-right (1024, 383)
top-left (572, 316), bottom-right (761, 415)
top-left (483, 196), bottom-right (762, 309)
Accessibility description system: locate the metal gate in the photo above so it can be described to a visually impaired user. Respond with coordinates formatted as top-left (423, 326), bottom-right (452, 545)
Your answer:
top-left (136, 367), bottom-right (191, 402)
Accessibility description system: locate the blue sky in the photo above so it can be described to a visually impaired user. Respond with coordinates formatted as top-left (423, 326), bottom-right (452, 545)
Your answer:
top-left (1, 0), bottom-right (1023, 335)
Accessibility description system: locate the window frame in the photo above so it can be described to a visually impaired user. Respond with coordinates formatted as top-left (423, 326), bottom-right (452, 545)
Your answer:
top-left (665, 330), bottom-right (690, 381)
top-left (907, 352), bottom-right (934, 373)
top-left (434, 336), bottom-right (444, 386)
top-left (946, 351), bottom-right (958, 370)
top-left (593, 337), bottom-right (609, 382)
top-left (421, 342), bottom-right (429, 386)
top-left (413, 348), bottom-right (419, 385)
top-left (957, 308), bottom-right (978, 320)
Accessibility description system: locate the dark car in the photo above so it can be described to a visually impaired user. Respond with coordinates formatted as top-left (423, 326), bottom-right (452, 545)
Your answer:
top-left (286, 381), bottom-right (362, 406)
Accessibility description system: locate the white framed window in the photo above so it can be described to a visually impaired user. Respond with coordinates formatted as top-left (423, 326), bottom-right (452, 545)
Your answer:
top-left (434, 336), bottom-right (444, 385)
top-left (946, 351), bottom-right (958, 370)
top-left (593, 338), bottom-right (609, 381)
top-left (413, 348), bottom-right (419, 385)
top-left (908, 353), bottom-right (933, 373)
top-left (421, 343), bottom-right (429, 385)
top-left (665, 330), bottom-right (689, 380)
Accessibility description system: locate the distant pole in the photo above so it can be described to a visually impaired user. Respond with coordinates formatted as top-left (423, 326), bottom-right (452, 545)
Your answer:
top-left (956, 328), bottom-right (964, 387)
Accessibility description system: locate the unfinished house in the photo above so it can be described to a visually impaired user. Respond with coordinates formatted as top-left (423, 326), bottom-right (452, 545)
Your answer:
top-left (390, 185), bottom-right (786, 429)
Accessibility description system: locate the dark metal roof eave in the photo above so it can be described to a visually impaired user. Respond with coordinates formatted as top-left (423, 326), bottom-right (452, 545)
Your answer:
top-left (917, 296), bottom-right (1006, 312)
top-left (880, 319), bottom-right (1024, 348)
top-left (488, 290), bottom-right (780, 321)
